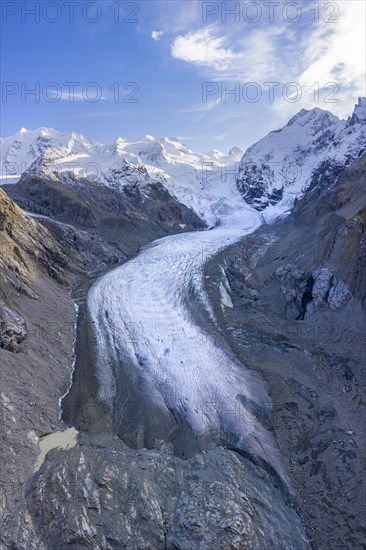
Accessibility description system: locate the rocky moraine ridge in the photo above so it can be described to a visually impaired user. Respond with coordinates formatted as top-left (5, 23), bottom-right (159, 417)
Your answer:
top-left (0, 99), bottom-right (365, 549)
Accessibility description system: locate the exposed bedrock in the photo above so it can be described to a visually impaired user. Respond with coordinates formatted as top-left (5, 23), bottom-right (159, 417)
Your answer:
top-left (3, 436), bottom-right (310, 550)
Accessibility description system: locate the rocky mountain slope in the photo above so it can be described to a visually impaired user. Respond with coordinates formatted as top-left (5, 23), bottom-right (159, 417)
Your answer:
top-left (236, 97), bottom-right (366, 212)
top-left (0, 189), bottom-right (76, 535)
top-left (4, 435), bottom-right (311, 550)
top-left (2, 157), bottom-right (207, 286)
top-left (204, 152), bottom-right (366, 549)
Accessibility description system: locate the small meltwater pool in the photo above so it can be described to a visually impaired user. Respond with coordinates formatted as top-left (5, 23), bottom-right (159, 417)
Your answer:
top-left (34, 427), bottom-right (78, 473)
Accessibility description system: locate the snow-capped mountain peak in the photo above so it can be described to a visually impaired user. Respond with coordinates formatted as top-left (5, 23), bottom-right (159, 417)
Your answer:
top-left (229, 146), bottom-right (244, 158)
top-left (286, 107), bottom-right (340, 135)
top-left (236, 98), bottom-right (366, 214)
top-left (347, 96), bottom-right (366, 126)
top-left (207, 148), bottom-right (225, 159)
top-left (0, 127), bottom-right (246, 226)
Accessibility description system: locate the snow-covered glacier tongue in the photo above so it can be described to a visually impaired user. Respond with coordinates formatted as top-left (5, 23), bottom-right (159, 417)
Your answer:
top-left (88, 205), bottom-right (292, 492)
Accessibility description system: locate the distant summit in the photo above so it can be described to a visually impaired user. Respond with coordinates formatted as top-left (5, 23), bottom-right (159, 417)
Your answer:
top-left (237, 98), bottom-right (366, 211)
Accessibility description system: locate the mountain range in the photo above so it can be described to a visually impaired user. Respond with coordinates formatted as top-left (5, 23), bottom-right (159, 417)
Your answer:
top-left (2, 97), bottom-right (365, 224)
top-left (0, 98), bottom-right (365, 550)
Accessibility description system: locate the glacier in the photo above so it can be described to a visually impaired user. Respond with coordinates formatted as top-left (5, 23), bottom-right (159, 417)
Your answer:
top-left (88, 205), bottom-right (292, 488)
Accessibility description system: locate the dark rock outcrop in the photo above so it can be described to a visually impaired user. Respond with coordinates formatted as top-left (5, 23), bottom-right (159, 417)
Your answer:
top-left (2, 436), bottom-right (310, 550)
top-left (0, 301), bottom-right (27, 352)
top-left (275, 264), bottom-right (351, 319)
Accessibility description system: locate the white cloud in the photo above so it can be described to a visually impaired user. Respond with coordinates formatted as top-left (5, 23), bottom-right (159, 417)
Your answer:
top-left (171, 25), bottom-right (291, 82)
top-left (171, 27), bottom-right (235, 70)
top-left (211, 132), bottom-right (228, 141)
top-left (146, 0), bottom-right (201, 34)
top-left (297, 1), bottom-right (365, 116)
top-left (151, 30), bottom-right (164, 41)
top-left (45, 91), bottom-right (107, 102)
top-left (179, 98), bottom-right (222, 114)
top-left (170, 2), bottom-right (365, 122)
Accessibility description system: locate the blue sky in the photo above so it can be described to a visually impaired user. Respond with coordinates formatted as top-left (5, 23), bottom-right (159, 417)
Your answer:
top-left (1, 0), bottom-right (365, 152)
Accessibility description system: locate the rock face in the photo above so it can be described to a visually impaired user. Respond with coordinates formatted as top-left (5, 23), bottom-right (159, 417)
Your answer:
top-left (275, 264), bottom-right (351, 319)
top-left (3, 436), bottom-right (310, 550)
top-left (236, 98), bottom-right (366, 210)
top-left (0, 187), bottom-right (68, 286)
top-left (310, 268), bottom-right (351, 313)
top-left (4, 175), bottom-right (205, 243)
top-left (3, 173), bottom-right (206, 279)
top-left (0, 189), bottom-right (77, 539)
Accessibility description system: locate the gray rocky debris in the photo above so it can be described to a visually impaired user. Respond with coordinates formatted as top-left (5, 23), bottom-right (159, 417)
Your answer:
top-left (0, 301), bottom-right (27, 352)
